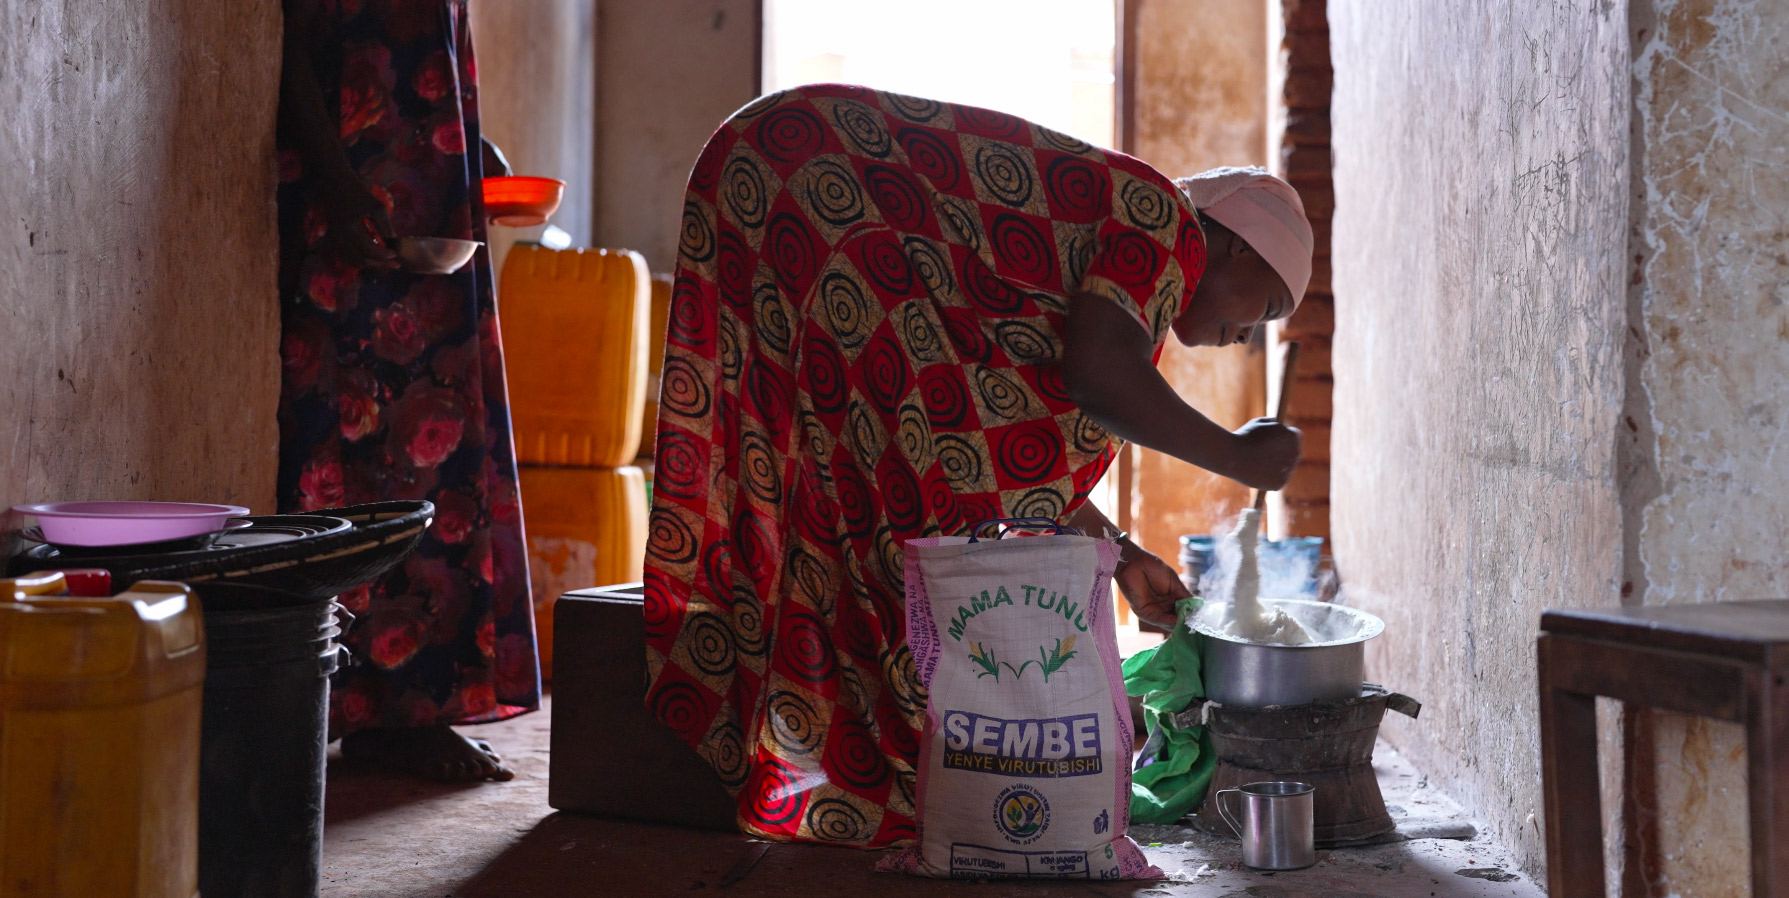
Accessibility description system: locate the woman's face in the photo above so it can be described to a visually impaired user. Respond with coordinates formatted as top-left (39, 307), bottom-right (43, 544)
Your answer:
top-left (1172, 227), bottom-right (1295, 348)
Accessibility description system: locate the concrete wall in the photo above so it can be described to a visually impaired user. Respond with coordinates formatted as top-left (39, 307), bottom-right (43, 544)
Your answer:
top-left (0, 0), bottom-right (283, 521)
top-left (1126, 0), bottom-right (1270, 563)
top-left (1334, 0), bottom-right (1789, 888)
top-left (593, 0), bottom-right (760, 274)
top-left (1621, 0), bottom-right (1789, 893)
top-left (469, 0), bottom-right (598, 270)
top-left (1328, 0), bottom-right (1631, 876)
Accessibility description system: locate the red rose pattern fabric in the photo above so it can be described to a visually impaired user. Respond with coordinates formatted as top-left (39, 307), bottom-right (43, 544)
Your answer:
top-left (276, 0), bottom-right (540, 737)
top-left (644, 84), bottom-right (1206, 846)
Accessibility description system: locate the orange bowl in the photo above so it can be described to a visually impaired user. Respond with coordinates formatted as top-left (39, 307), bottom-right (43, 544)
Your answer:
top-left (483, 176), bottom-right (566, 227)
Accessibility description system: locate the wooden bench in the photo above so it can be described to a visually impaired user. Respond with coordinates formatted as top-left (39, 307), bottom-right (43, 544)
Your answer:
top-left (1538, 600), bottom-right (1789, 895)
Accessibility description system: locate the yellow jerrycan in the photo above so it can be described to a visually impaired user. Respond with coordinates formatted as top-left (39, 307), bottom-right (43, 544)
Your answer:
top-left (0, 572), bottom-right (206, 898)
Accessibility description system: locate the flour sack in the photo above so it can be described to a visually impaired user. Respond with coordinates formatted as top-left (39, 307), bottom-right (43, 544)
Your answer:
top-left (882, 529), bottom-right (1159, 879)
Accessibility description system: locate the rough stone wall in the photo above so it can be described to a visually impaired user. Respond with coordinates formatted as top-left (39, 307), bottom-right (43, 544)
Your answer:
top-left (1126, 0), bottom-right (1269, 564)
top-left (1621, 0), bottom-right (1789, 893)
top-left (593, 0), bottom-right (760, 273)
top-left (469, 0), bottom-right (597, 271)
top-left (1328, 0), bottom-right (1631, 875)
top-left (0, 0), bottom-right (283, 519)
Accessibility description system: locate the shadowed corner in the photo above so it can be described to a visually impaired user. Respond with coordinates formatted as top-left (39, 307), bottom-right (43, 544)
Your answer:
top-left (322, 746), bottom-right (491, 828)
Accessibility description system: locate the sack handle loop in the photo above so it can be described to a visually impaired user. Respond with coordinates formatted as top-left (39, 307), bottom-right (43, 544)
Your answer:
top-left (967, 517), bottom-right (1081, 543)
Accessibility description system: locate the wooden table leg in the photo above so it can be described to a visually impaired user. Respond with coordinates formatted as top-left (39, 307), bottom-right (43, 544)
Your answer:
top-left (1539, 634), bottom-right (1607, 896)
top-left (1747, 667), bottom-right (1789, 896)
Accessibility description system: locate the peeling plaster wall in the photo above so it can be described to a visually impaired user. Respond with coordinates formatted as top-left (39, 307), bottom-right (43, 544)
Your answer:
top-left (1623, 0), bottom-right (1789, 894)
top-left (1631, 0), bottom-right (1789, 603)
top-left (1328, 0), bottom-right (1630, 876)
top-left (0, 1), bottom-right (283, 517)
top-left (1127, 0), bottom-right (1270, 562)
top-left (594, 0), bottom-right (759, 273)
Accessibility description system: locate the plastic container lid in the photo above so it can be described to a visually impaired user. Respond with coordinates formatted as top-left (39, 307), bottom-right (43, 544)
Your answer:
top-left (15, 501), bottom-right (251, 547)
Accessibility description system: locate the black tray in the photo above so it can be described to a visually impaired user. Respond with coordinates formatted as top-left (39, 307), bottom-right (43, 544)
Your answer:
top-left (10, 501), bottom-right (434, 600)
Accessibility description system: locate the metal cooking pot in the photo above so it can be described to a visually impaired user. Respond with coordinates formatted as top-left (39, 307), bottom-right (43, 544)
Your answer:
top-left (1189, 599), bottom-right (1384, 707)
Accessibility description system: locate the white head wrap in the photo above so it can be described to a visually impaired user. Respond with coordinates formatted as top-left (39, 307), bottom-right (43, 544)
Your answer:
top-left (1175, 166), bottom-right (1315, 309)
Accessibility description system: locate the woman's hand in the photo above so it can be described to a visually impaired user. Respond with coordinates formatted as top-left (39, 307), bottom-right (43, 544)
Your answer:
top-left (319, 171), bottom-right (399, 270)
top-left (1061, 502), bottom-right (1189, 629)
top-left (1225, 417), bottom-right (1303, 491)
top-left (1114, 540), bottom-right (1190, 629)
top-left (481, 136), bottom-right (514, 178)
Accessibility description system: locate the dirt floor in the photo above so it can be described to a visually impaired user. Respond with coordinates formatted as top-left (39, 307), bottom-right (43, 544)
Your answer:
top-left (321, 696), bottom-right (1544, 898)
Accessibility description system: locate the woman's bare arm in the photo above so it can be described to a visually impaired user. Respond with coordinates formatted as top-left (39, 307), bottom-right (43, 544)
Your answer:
top-left (1060, 294), bottom-right (1297, 491)
top-left (1064, 501), bottom-right (1187, 628)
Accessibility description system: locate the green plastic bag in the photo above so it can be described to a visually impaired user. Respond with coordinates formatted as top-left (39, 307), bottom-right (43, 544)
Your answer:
top-left (1124, 598), bottom-right (1217, 824)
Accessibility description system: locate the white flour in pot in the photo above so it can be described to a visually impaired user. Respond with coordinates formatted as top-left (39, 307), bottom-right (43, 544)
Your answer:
top-left (1217, 509), bottom-right (1313, 646)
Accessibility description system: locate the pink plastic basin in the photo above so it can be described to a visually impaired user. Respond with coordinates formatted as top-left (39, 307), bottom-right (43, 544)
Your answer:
top-left (15, 501), bottom-right (251, 547)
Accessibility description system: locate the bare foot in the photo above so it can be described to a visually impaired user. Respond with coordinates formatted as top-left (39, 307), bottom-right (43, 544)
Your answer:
top-left (341, 725), bottom-right (515, 782)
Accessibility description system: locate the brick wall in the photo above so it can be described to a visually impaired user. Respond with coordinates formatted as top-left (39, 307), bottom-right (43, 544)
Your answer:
top-left (1273, 0), bottom-right (1334, 541)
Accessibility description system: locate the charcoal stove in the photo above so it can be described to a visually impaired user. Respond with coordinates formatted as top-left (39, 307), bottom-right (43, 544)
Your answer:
top-left (1182, 684), bottom-right (1421, 846)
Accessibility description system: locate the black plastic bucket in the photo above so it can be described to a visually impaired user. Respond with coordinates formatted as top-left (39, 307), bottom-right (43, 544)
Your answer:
top-left (192, 582), bottom-right (343, 898)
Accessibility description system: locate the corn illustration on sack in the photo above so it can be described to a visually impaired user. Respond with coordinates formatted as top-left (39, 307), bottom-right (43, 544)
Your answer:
top-left (881, 522), bottom-right (1160, 880)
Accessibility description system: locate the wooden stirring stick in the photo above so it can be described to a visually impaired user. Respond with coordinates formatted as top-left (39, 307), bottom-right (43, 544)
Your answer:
top-left (1253, 340), bottom-right (1301, 515)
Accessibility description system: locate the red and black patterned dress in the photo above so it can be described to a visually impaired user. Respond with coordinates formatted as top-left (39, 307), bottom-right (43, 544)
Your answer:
top-left (644, 85), bottom-right (1205, 846)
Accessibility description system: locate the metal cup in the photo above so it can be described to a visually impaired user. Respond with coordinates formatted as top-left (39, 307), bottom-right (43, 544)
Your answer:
top-left (1215, 781), bottom-right (1316, 870)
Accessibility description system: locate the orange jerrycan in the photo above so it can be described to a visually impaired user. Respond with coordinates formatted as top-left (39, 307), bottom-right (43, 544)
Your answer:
top-left (0, 572), bottom-right (206, 898)
top-left (639, 272), bottom-right (672, 458)
top-left (520, 464), bottom-right (648, 679)
top-left (502, 245), bottom-right (653, 468)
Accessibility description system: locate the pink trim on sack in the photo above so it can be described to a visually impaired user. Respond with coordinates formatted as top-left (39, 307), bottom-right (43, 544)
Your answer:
top-left (880, 537), bottom-right (951, 874)
top-left (1114, 837), bottom-right (1162, 879)
top-left (904, 538), bottom-right (946, 686)
top-left (1091, 540), bottom-right (1163, 879)
top-left (1090, 541), bottom-right (1131, 817)
top-left (900, 537), bottom-right (948, 689)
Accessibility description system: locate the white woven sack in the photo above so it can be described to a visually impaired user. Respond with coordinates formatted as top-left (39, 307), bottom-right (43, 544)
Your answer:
top-left (880, 528), bottom-right (1159, 879)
